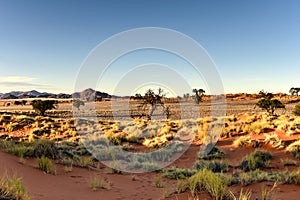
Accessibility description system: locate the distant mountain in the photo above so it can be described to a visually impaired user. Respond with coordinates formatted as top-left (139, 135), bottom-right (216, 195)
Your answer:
top-left (0, 89), bottom-right (111, 100)
top-left (1, 93), bottom-right (18, 99)
top-left (72, 88), bottom-right (111, 101)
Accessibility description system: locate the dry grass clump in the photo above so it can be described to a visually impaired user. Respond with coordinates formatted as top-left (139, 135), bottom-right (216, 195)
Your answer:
top-left (229, 189), bottom-right (251, 200)
top-left (0, 172), bottom-right (30, 200)
top-left (264, 133), bottom-right (284, 148)
top-left (89, 177), bottom-right (111, 191)
top-left (188, 168), bottom-right (229, 199)
top-left (36, 156), bottom-right (56, 175)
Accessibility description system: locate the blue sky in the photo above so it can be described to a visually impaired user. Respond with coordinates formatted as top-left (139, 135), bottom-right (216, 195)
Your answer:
top-left (0, 0), bottom-right (299, 95)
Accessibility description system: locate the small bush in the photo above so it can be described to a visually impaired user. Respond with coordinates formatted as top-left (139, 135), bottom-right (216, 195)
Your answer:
top-left (163, 167), bottom-right (197, 179)
top-left (198, 147), bottom-right (225, 160)
top-left (194, 160), bottom-right (229, 173)
top-left (240, 150), bottom-right (272, 171)
top-left (36, 156), bottom-right (55, 174)
top-left (33, 140), bottom-right (59, 159)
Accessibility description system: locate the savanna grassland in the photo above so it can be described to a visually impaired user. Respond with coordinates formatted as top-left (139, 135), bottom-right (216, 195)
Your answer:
top-left (0, 94), bottom-right (300, 200)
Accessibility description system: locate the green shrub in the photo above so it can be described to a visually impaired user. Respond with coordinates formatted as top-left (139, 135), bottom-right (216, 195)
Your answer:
top-left (198, 147), bottom-right (225, 160)
top-left (240, 150), bottom-right (272, 171)
top-left (163, 167), bottom-right (197, 179)
top-left (194, 160), bottom-right (229, 173)
top-left (33, 140), bottom-right (59, 159)
top-left (6, 145), bottom-right (34, 158)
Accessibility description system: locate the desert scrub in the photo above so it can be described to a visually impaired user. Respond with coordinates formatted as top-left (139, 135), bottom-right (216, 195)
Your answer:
top-left (188, 168), bottom-right (229, 199)
top-left (240, 150), bottom-right (272, 172)
top-left (198, 147), bottom-right (225, 160)
top-left (286, 139), bottom-right (300, 158)
top-left (233, 136), bottom-right (251, 147)
top-left (163, 167), bottom-right (197, 179)
top-left (194, 160), bottom-right (229, 173)
top-left (90, 177), bottom-right (111, 191)
top-left (32, 139), bottom-right (59, 159)
top-left (36, 156), bottom-right (56, 174)
top-left (0, 172), bottom-right (30, 200)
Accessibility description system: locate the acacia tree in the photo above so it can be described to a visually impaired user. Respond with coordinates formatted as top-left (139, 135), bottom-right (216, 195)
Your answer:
top-left (136, 88), bottom-right (169, 119)
top-left (256, 90), bottom-right (285, 115)
top-left (289, 87), bottom-right (300, 96)
top-left (192, 88), bottom-right (205, 104)
top-left (31, 100), bottom-right (58, 116)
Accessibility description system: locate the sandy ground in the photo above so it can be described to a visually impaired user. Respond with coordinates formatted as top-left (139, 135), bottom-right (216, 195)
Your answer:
top-left (1, 97), bottom-right (300, 199)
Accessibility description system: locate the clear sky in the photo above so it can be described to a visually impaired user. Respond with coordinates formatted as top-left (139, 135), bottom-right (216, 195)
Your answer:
top-left (0, 0), bottom-right (299, 95)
